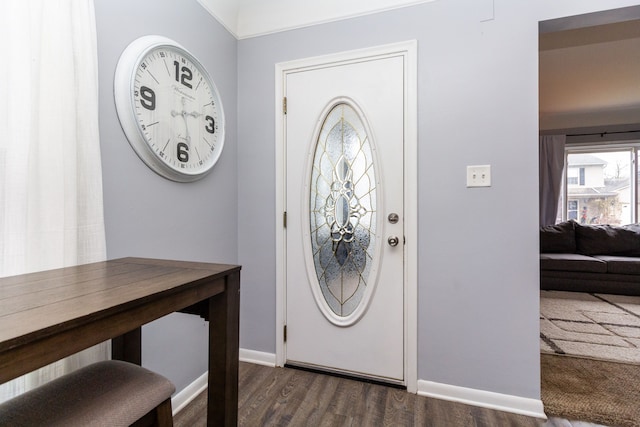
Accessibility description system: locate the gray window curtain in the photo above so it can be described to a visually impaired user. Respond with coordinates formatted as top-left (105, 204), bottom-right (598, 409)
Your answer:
top-left (539, 135), bottom-right (566, 226)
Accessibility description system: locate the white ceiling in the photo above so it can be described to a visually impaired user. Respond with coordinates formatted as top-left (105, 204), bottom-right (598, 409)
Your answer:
top-left (196, 0), bottom-right (435, 39)
top-left (539, 19), bottom-right (640, 131)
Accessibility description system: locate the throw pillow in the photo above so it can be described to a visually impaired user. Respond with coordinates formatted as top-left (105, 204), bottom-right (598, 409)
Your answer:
top-left (575, 223), bottom-right (640, 256)
top-left (621, 224), bottom-right (640, 256)
top-left (540, 221), bottom-right (576, 253)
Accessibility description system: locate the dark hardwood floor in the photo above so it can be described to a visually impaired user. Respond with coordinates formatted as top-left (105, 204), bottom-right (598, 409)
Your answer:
top-left (175, 362), bottom-right (556, 426)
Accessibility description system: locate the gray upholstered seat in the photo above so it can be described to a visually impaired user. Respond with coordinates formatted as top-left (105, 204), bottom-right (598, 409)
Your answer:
top-left (0, 360), bottom-right (175, 427)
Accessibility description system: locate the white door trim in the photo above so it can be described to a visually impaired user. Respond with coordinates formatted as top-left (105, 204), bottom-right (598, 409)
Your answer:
top-left (274, 40), bottom-right (418, 392)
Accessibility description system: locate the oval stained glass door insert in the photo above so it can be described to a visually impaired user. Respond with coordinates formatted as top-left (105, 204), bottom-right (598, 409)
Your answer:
top-left (308, 100), bottom-right (379, 321)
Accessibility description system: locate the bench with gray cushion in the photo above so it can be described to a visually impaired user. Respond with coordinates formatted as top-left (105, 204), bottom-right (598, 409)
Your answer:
top-left (0, 360), bottom-right (175, 427)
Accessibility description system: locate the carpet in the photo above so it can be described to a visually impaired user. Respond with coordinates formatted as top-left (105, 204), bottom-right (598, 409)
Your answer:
top-left (540, 290), bottom-right (640, 363)
top-left (541, 353), bottom-right (640, 427)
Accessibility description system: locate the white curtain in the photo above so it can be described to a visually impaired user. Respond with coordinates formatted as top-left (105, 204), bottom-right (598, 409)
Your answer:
top-left (0, 0), bottom-right (108, 403)
top-left (539, 135), bottom-right (567, 226)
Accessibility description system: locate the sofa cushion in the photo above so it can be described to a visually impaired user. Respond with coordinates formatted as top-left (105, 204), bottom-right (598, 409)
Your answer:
top-left (575, 223), bottom-right (640, 256)
top-left (540, 253), bottom-right (607, 273)
top-left (540, 221), bottom-right (576, 253)
top-left (621, 224), bottom-right (640, 256)
top-left (595, 255), bottom-right (640, 275)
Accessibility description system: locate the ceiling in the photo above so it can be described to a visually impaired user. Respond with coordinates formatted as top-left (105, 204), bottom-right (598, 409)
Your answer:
top-left (195, 0), bottom-right (640, 133)
top-left (196, 0), bottom-right (435, 39)
top-left (539, 19), bottom-right (640, 131)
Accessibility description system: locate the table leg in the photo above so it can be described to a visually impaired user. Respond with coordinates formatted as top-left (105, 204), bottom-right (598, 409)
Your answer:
top-left (111, 327), bottom-right (142, 365)
top-left (207, 271), bottom-right (240, 427)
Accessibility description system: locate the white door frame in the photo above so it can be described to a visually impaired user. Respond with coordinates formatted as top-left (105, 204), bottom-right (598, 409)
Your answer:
top-left (274, 40), bottom-right (418, 392)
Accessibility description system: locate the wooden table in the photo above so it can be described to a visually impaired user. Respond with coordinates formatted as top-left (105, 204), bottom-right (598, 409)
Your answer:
top-left (0, 257), bottom-right (241, 427)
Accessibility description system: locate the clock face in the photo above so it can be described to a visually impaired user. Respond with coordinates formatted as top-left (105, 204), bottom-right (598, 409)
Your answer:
top-left (114, 36), bottom-right (225, 182)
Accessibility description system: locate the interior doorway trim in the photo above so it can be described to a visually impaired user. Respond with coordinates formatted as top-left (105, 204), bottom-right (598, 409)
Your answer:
top-left (274, 40), bottom-right (418, 392)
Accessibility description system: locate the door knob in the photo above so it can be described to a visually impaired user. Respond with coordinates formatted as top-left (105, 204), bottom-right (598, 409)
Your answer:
top-left (388, 236), bottom-right (399, 247)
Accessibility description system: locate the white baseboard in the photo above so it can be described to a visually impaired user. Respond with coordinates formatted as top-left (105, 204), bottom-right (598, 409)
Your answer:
top-left (417, 380), bottom-right (547, 420)
top-left (172, 348), bottom-right (276, 416)
top-left (239, 348), bottom-right (277, 367)
top-left (172, 355), bottom-right (545, 420)
top-left (172, 371), bottom-right (208, 416)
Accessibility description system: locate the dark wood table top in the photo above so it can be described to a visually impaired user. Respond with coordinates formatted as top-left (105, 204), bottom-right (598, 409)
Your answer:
top-left (0, 257), bottom-right (241, 384)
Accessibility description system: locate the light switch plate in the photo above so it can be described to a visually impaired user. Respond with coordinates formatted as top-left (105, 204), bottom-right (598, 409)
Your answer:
top-left (467, 165), bottom-right (491, 187)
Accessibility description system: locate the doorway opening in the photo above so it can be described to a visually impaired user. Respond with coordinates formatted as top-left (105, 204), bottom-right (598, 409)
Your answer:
top-left (538, 5), bottom-right (640, 423)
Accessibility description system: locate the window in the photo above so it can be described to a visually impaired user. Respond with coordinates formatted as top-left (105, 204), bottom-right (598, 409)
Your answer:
top-left (567, 167), bottom-right (585, 186)
top-left (309, 101), bottom-right (377, 318)
top-left (568, 200), bottom-right (578, 221)
top-left (562, 144), bottom-right (639, 225)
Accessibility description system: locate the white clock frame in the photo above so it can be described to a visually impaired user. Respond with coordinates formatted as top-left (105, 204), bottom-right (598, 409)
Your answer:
top-left (114, 35), bottom-right (225, 182)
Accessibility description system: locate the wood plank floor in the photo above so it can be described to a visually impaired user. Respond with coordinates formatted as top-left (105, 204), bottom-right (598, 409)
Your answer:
top-left (174, 362), bottom-right (597, 427)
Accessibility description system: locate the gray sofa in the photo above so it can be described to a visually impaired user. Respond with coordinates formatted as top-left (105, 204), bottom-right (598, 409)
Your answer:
top-left (540, 221), bottom-right (640, 295)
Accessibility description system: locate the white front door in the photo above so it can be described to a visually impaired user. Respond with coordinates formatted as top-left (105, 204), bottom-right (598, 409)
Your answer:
top-left (283, 49), bottom-right (406, 383)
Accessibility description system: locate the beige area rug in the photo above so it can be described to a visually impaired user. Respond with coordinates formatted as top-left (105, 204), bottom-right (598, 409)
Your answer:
top-left (540, 290), bottom-right (640, 363)
top-left (541, 353), bottom-right (640, 427)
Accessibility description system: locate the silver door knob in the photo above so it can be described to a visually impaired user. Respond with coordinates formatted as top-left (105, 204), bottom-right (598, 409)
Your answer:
top-left (388, 236), bottom-right (399, 247)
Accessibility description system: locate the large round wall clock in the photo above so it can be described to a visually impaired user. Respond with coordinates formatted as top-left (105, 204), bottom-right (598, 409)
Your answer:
top-left (114, 35), bottom-right (225, 182)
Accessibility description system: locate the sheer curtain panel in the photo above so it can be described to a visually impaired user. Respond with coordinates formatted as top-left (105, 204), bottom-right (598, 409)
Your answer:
top-left (539, 135), bottom-right (566, 226)
top-left (0, 0), bottom-right (108, 403)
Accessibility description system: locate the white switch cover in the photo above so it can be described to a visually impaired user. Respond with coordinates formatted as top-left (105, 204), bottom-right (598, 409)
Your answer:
top-left (466, 165), bottom-right (491, 187)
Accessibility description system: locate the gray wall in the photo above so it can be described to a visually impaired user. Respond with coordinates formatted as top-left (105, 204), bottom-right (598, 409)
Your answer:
top-left (92, 0), bottom-right (640, 402)
top-left (237, 0), bottom-right (640, 400)
top-left (95, 0), bottom-right (237, 393)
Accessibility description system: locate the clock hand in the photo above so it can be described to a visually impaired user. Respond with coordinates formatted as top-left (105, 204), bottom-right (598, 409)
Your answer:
top-left (178, 95), bottom-right (203, 119)
top-left (180, 98), bottom-right (191, 146)
top-left (182, 113), bottom-right (191, 146)
top-left (171, 99), bottom-right (191, 146)
top-left (170, 111), bottom-right (190, 140)
top-left (169, 99), bottom-right (190, 120)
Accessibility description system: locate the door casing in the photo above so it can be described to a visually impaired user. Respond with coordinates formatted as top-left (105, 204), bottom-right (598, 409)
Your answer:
top-left (274, 40), bottom-right (418, 392)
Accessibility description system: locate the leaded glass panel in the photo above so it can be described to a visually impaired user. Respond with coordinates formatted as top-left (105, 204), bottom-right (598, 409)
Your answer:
top-left (309, 102), bottom-right (377, 317)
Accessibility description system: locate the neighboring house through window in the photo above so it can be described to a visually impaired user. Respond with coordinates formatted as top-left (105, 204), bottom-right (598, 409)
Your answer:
top-left (560, 144), bottom-right (639, 225)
